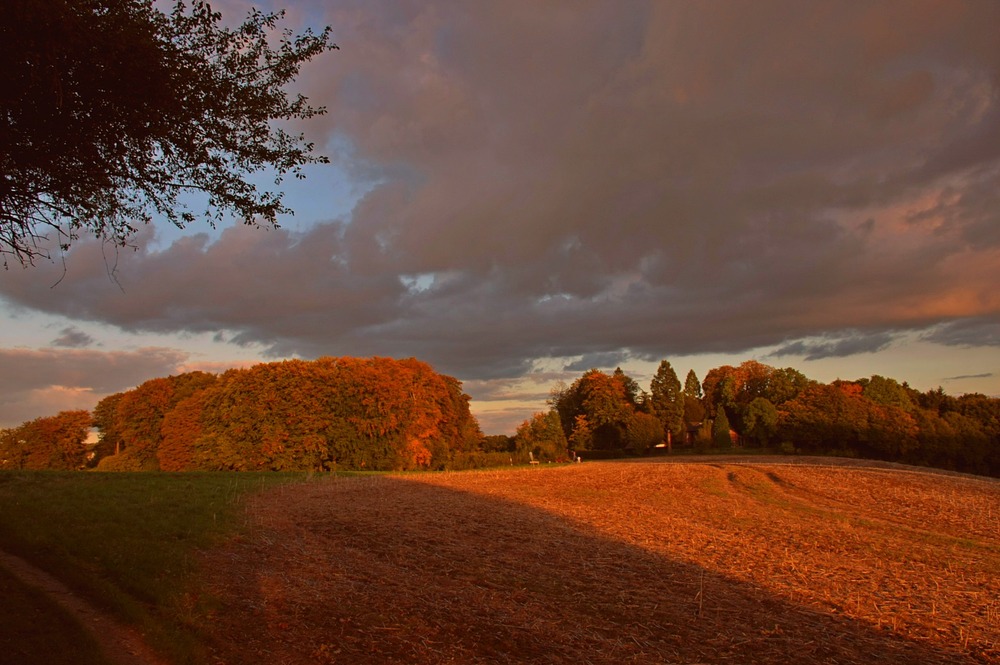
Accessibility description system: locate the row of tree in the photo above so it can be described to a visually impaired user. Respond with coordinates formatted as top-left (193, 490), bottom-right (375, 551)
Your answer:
top-left (1, 357), bottom-right (485, 472)
top-left (512, 361), bottom-right (999, 477)
top-left (2, 357), bottom-right (997, 476)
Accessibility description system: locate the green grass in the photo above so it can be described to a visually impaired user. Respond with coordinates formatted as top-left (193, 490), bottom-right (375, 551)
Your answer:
top-left (0, 471), bottom-right (311, 663)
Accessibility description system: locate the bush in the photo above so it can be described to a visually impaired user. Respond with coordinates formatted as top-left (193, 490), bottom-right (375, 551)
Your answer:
top-left (445, 451), bottom-right (519, 471)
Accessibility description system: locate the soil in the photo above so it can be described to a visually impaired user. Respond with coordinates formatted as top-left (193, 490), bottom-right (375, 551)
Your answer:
top-left (199, 458), bottom-right (1000, 664)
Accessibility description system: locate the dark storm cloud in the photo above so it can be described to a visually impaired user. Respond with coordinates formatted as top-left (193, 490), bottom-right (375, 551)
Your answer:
top-left (2, 0), bottom-right (999, 381)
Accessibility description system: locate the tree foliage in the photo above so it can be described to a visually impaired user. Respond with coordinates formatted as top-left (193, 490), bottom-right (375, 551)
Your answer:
top-left (684, 369), bottom-right (702, 400)
top-left (625, 411), bottom-right (664, 454)
top-left (777, 381), bottom-right (919, 459)
top-left (712, 407), bottom-right (733, 448)
top-left (702, 361), bottom-right (813, 434)
top-left (742, 397), bottom-right (778, 447)
top-left (650, 360), bottom-right (683, 444)
top-left (1, 0), bottom-right (336, 265)
top-left (0, 410), bottom-right (92, 470)
top-left (93, 371), bottom-right (217, 470)
top-left (92, 357), bottom-right (482, 472)
top-left (550, 369), bottom-right (638, 450)
top-left (514, 410), bottom-right (567, 461)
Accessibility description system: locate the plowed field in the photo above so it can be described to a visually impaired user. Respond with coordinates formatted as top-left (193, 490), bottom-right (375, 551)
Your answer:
top-left (201, 459), bottom-right (999, 664)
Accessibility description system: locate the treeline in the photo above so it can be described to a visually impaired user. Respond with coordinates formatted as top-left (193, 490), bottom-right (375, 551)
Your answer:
top-left (512, 361), bottom-right (1000, 477)
top-left (2, 357), bottom-right (998, 476)
top-left (0, 410), bottom-right (92, 470)
top-left (1, 357), bottom-right (490, 472)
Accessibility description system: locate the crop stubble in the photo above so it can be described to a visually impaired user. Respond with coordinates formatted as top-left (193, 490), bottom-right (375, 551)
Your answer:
top-left (200, 460), bottom-right (999, 664)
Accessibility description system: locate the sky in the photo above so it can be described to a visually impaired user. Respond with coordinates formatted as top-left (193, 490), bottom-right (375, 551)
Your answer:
top-left (2, 0), bottom-right (999, 434)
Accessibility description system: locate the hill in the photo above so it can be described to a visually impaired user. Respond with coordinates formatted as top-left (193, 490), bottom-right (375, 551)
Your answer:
top-left (201, 458), bottom-right (999, 664)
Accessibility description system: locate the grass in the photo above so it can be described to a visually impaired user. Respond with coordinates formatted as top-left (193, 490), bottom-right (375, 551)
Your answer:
top-left (0, 564), bottom-right (109, 665)
top-left (0, 471), bottom-right (311, 663)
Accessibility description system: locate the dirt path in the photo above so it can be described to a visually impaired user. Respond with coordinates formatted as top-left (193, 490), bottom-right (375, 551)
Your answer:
top-left (199, 461), bottom-right (999, 664)
top-left (0, 550), bottom-right (166, 665)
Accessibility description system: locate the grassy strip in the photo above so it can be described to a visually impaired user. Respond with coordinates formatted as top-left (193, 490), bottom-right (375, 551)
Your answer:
top-left (0, 471), bottom-right (311, 663)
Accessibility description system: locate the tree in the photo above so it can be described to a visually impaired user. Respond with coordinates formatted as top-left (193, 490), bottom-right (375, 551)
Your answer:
top-left (480, 435), bottom-right (514, 453)
top-left (684, 369), bottom-right (702, 400)
top-left (515, 411), bottom-right (567, 462)
top-left (650, 360), bottom-right (684, 447)
top-left (1, 0), bottom-right (336, 265)
top-left (625, 412), bottom-right (664, 454)
top-left (743, 397), bottom-right (778, 447)
top-left (861, 375), bottom-right (914, 411)
top-left (568, 414), bottom-right (594, 451)
top-left (0, 411), bottom-right (92, 470)
top-left (767, 367), bottom-right (812, 405)
top-left (778, 383), bottom-right (870, 454)
top-left (551, 369), bottom-right (638, 450)
top-left (712, 407), bottom-right (733, 448)
top-left (94, 371), bottom-right (216, 470)
top-left (613, 367), bottom-right (642, 408)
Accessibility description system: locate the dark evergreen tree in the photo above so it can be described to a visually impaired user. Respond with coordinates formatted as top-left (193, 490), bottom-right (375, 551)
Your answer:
top-left (712, 407), bottom-right (733, 449)
top-left (650, 360), bottom-right (684, 446)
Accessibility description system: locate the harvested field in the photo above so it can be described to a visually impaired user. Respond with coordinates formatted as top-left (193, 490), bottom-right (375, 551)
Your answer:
top-left (201, 459), bottom-right (999, 664)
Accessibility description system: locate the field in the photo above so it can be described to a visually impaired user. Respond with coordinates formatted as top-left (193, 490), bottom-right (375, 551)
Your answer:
top-left (200, 458), bottom-right (999, 664)
top-left (0, 472), bottom-right (303, 664)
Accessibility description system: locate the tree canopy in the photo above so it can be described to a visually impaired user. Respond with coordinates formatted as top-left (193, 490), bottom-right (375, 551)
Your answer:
top-left (650, 360), bottom-right (683, 444)
top-left (89, 357), bottom-right (482, 472)
top-left (0, 410), bottom-right (92, 470)
top-left (518, 360), bottom-right (998, 476)
top-left (1, 0), bottom-right (336, 265)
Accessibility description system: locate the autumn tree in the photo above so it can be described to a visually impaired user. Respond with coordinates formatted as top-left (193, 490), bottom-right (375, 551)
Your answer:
top-left (613, 367), bottom-right (643, 408)
top-left (91, 391), bottom-right (124, 460)
top-left (776, 381), bottom-right (918, 460)
top-left (767, 367), bottom-right (813, 405)
top-left (515, 411), bottom-right (567, 462)
top-left (553, 369), bottom-right (641, 450)
top-left (94, 371), bottom-right (216, 470)
top-left (568, 414), bottom-right (594, 451)
top-left (650, 360), bottom-right (684, 448)
top-left (702, 361), bottom-right (812, 437)
top-left (0, 411), bottom-right (92, 470)
top-left (156, 357), bottom-right (482, 472)
top-left (1, 0), bottom-right (335, 265)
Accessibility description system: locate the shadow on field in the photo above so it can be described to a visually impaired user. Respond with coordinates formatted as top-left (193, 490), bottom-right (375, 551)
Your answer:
top-left (200, 473), bottom-right (977, 665)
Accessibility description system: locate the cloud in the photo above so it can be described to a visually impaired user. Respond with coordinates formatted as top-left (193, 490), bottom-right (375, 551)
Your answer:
top-left (2, 1), bottom-right (999, 384)
top-left (563, 352), bottom-right (633, 373)
top-left (769, 331), bottom-right (899, 361)
top-left (51, 327), bottom-right (95, 348)
top-left (943, 372), bottom-right (993, 381)
top-left (920, 315), bottom-right (1000, 347)
top-left (0, 347), bottom-right (189, 427)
